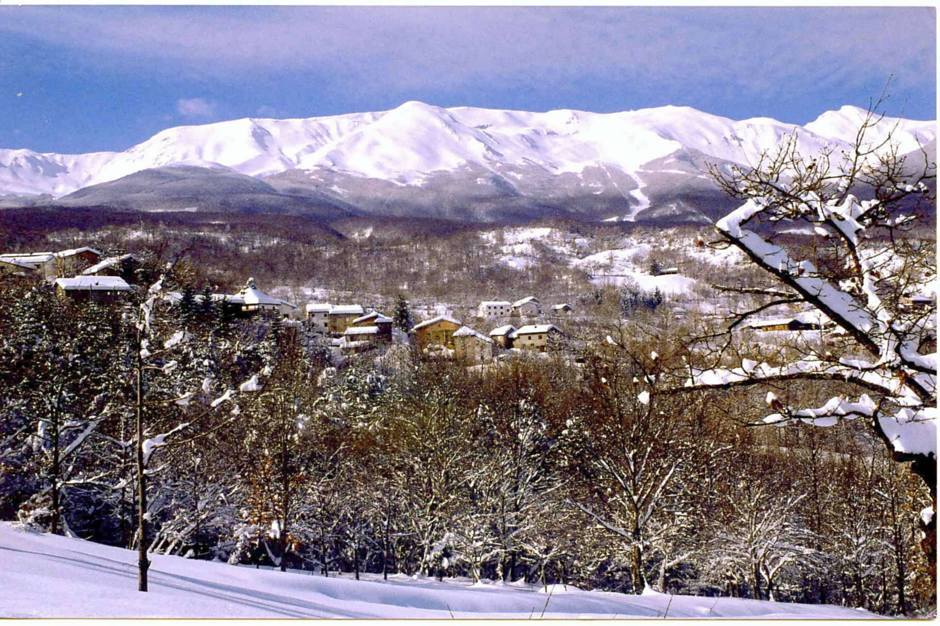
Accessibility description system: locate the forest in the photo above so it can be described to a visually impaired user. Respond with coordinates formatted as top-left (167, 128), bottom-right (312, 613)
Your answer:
top-left (0, 267), bottom-right (932, 615)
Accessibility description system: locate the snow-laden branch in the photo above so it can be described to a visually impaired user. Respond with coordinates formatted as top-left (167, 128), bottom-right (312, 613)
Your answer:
top-left (142, 422), bottom-right (190, 466)
top-left (716, 198), bottom-right (881, 349)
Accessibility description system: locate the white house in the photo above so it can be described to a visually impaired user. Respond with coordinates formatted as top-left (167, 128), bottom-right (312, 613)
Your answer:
top-left (224, 278), bottom-right (297, 316)
top-left (306, 303), bottom-right (333, 332)
top-left (511, 296), bottom-right (541, 318)
top-left (477, 300), bottom-right (512, 320)
top-left (452, 325), bottom-right (494, 363)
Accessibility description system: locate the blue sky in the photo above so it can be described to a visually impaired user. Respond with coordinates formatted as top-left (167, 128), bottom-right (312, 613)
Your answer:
top-left (0, 6), bottom-right (935, 153)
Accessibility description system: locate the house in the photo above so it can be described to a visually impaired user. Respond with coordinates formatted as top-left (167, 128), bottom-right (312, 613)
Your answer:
top-left (652, 266), bottom-right (679, 276)
top-left (509, 324), bottom-right (563, 353)
top-left (54, 276), bottom-right (133, 304)
top-left (0, 258), bottom-right (36, 278)
top-left (0, 253), bottom-right (55, 279)
top-left (1, 247), bottom-right (101, 280)
top-left (489, 325), bottom-right (516, 349)
top-left (55, 247), bottom-right (102, 272)
top-left (81, 253), bottom-right (139, 280)
top-left (350, 311), bottom-right (393, 343)
top-left (305, 303), bottom-right (333, 333)
top-left (411, 315), bottom-right (462, 351)
top-left (342, 325), bottom-right (385, 351)
top-left (551, 303), bottom-right (573, 316)
top-left (747, 311), bottom-right (829, 332)
top-left (901, 293), bottom-right (935, 312)
top-left (452, 326), bottom-right (494, 364)
top-left (511, 296), bottom-right (541, 318)
top-left (222, 278), bottom-right (297, 317)
top-left (477, 300), bottom-right (512, 320)
top-left (328, 304), bottom-right (365, 335)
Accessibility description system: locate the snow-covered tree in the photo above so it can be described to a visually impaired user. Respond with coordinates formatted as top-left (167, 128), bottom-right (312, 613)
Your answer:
top-left (684, 101), bottom-right (936, 577)
top-left (563, 333), bottom-right (713, 594)
top-left (127, 266), bottom-right (270, 591)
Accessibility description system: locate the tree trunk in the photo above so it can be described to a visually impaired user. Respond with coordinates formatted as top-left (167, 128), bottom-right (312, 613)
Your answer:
top-left (910, 456), bottom-right (937, 591)
top-left (382, 518), bottom-right (389, 581)
top-left (630, 523), bottom-right (645, 594)
top-left (119, 411), bottom-right (131, 549)
top-left (354, 536), bottom-right (360, 581)
top-left (751, 562), bottom-right (763, 600)
top-left (135, 333), bottom-right (149, 593)
top-left (889, 489), bottom-right (908, 615)
top-left (50, 402), bottom-right (61, 536)
top-left (279, 430), bottom-right (290, 573)
top-left (656, 559), bottom-right (667, 593)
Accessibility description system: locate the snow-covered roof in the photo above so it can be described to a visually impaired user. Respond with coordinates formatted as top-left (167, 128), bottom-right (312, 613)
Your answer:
top-left (233, 278), bottom-right (296, 309)
top-left (0, 258), bottom-right (37, 270)
top-left (552, 303), bottom-right (572, 310)
top-left (489, 325), bottom-right (516, 337)
top-left (353, 311), bottom-right (392, 324)
top-left (480, 300), bottom-right (511, 307)
top-left (0, 253), bottom-right (54, 266)
top-left (330, 304), bottom-right (364, 316)
top-left (512, 296), bottom-right (540, 308)
top-left (54, 247), bottom-right (101, 259)
top-left (81, 253), bottom-right (136, 275)
top-left (412, 314), bottom-right (461, 331)
top-left (453, 326), bottom-right (493, 343)
top-left (747, 310), bottom-right (830, 329)
top-left (344, 325), bottom-right (380, 336)
top-left (306, 302), bottom-right (333, 313)
top-left (0, 247), bottom-right (100, 266)
top-left (55, 276), bottom-right (133, 291)
top-left (511, 324), bottom-right (561, 337)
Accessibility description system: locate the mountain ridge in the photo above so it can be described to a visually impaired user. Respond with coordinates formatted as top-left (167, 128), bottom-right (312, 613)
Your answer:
top-left (1, 102), bottom-right (934, 223)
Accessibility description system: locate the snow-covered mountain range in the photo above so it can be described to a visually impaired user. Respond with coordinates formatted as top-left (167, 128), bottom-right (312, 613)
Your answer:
top-left (1, 102), bottom-right (934, 222)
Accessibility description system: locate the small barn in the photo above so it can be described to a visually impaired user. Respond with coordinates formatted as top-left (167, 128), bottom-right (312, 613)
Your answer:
top-left (489, 324), bottom-right (516, 349)
top-left (509, 324), bottom-right (563, 353)
top-left (411, 315), bottom-right (462, 351)
top-left (452, 326), bottom-right (494, 364)
top-left (54, 276), bottom-right (133, 304)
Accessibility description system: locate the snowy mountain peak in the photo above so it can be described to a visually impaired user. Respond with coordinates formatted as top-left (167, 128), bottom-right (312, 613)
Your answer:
top-left (0, 102), bottom-right (934, 219)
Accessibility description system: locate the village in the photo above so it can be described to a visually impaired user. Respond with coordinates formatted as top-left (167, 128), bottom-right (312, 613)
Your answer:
top-left (0, 245), bottom-right (583, 366)
top-left (6, 242), bottom-right (928, 370)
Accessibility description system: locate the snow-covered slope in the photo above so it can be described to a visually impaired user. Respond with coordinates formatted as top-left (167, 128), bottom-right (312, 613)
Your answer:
top-left (805, 105), bottom-right (936, 155)
top-left (2, 102), bottom-right (933, 201)
top-left (0, 523), bottom-right (876, 618)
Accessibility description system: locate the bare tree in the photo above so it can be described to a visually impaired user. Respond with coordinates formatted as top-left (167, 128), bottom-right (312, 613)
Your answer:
top-left (681, 96), bottom-right (936, 578)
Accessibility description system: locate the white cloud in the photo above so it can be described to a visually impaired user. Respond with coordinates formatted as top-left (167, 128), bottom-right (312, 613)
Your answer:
top-left (176, 97), bottom-right (215, 118)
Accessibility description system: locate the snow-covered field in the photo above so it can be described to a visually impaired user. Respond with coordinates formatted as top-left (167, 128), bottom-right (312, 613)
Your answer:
top-left (482, 226), bottom-right (744, 297)
top-left (0, 523), bottom-right (876, 618)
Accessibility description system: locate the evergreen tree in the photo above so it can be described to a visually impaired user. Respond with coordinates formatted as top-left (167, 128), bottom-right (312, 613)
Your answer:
top-left (179, 285), bottom-right (197, 324)
top-left (392, 293), bottom-right (413, 332)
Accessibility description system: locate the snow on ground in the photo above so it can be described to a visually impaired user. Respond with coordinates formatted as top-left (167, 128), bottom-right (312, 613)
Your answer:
top-left (572, 246), bottom-right (696, 295)
top-left (0, 523), bottom-right (876, 618)
top-left (481, 227), bottom-right (742, 297)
